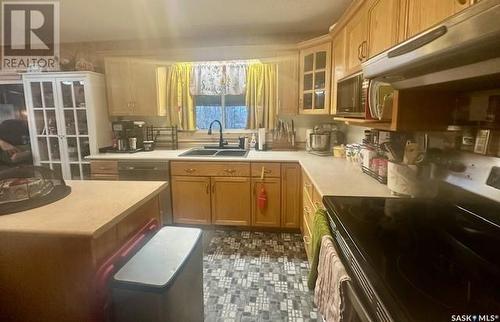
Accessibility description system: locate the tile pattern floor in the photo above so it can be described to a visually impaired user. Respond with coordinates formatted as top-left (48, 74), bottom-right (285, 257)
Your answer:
top-left (203, 230), bottom-right (319, 322)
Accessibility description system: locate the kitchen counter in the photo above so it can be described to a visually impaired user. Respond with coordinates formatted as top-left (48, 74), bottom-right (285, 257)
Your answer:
top-left (87, 150), bottom-right (395, 198)
top-left (0, 180), bottom-right (167, 237)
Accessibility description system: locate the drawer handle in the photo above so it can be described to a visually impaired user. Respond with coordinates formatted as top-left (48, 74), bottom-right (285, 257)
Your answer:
top-left (304, 206), bottom-right (311, 215)
top-left (263, 169), bottom-right (272, 174)
top-left (184, 168), bottom-right (196, 173)
top-left (303, 235), bottom-right (311, 244)
top-left (223, 168), bottom-right (236, 174)
top-left (304, 183), bottom-right (312, 188)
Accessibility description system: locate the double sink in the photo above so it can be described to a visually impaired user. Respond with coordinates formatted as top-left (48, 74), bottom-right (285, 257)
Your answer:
top-left (179, 146), bottom-right (249, 158)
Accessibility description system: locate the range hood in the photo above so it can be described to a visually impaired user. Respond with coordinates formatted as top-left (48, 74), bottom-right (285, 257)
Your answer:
top-left (362, 0), bottom-right (500, 89)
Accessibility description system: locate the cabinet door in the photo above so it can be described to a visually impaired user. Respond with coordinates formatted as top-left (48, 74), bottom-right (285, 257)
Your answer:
top-left (57, 79), bottom-right (91, 180)
top-left (25, 80), bottom-right (65, 179)
top-left (345, 6), bottom-right (369, 75)
top-left (281, 163), bottom-right (301, 228)
top-left (276, 54), bottom-right (300, 115)
top-left (171, 176), bottom-right (211, 225)
top-left (211, 177), bottom-right (251, 226)
top-left (367, 0), bottom-right (402, 58)
top-left (104, 59), bottom-right (132, 116)
top-left (129, 61), bottom-right (159, 116)
top-left (251, 178), bottom-right (281, 227)
top-left (299, 42), bottom-right (331, 115)
top-left (330, 28), bottom-right (346, 115)
top-left (405, 0), bottom-right (470, 39)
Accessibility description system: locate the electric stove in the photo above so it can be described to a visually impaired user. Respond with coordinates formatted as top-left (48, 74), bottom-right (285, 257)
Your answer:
top-left (323, 194), bottom-right (500, 322)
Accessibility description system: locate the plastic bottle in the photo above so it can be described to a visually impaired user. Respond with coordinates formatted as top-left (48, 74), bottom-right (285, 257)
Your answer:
top-left (250, 133), bottom-right (257, 150)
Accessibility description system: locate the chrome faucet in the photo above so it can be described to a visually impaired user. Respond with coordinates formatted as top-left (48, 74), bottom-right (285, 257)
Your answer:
top-left (208, 120), bottom-right (227, 148)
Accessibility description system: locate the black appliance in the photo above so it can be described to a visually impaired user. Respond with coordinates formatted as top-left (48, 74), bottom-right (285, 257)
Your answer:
top-left (336, 72), bottom-right (369, 118)
top-left (323, 192), bottom-right (500, 322)
top-left (110, 120), bottom-right (145, 153)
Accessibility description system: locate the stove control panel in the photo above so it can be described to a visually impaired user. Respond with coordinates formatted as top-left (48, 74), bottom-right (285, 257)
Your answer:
top-left (486, 166), bottom-right (500, 190)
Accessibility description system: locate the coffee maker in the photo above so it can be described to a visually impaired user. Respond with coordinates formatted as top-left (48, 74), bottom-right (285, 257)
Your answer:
top-left (111, 120), bottom-right (145, 152)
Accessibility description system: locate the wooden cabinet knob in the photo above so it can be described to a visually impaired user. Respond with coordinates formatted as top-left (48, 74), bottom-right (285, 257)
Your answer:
top-left (223, 168), bottom-right (236, 174)
top-left (184, 168), bottom-right (195, 173)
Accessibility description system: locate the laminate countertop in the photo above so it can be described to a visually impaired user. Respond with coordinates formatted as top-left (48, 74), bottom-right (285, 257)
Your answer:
top-left (88, 150), bottom-right (395, 198)
top-left (0, 180), bottom-right (167, 237)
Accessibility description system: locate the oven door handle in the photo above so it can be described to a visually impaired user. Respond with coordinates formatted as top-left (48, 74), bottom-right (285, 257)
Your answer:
top-left (344, 282), bottom-right (374, 322)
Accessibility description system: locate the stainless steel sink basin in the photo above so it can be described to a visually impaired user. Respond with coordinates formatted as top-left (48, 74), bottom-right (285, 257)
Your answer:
top-left (179, 148), bottom-right (248, 158)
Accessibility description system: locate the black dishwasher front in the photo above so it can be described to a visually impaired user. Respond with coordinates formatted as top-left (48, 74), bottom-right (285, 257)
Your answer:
top-left (118, 160), bottom-right (172, 225)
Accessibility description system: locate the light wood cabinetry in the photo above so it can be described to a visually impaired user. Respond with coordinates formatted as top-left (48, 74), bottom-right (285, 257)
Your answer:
top-left (345, 4), bottom-right (369, 75)
top-left (276, 54), bottom-right (300, 115)
top-left (90, 160), bottom-right (118, 180)
top-left (281, 163), bottom-right (301, 228)
top-left (367, 0), bottom-right (403, 58)
top-left (170, 161), bottom-right (301, 229)
top-left (298, 36), bottom-right (332, 115)
top-left (105, 58), bottom-right (163, 116)
top-left (171, 161), bottom-right (250, 177)
top-left (251, 177), bottom-right (281, 227)
top-left (330, 28), bottom-right (347, 115)
top-left (171, 176), bottom-right (211, 225)
top-left (211, 177), bottom-right (251, 226)
top-left (404, 0), bottom-right (470, 39)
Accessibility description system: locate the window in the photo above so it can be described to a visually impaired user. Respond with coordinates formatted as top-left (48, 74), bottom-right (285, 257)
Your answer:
top-left (195, 95), bottom-right (248, 130)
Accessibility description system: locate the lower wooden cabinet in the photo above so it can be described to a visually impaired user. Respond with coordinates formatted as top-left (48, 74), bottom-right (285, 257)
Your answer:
top-left (171, 176), bottom-right (211, 225)
top-left (170, 161), bottom-right (302, 229)
top-left (251, 178), bottom-right (281, 227)
top-left (281, 163), bottom-right (301, 228)
top-left (211, 177), bottom-right (251, 226)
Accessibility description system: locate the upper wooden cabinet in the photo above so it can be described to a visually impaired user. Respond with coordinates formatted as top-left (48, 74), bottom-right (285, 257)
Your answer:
top-left (104, 58), bottom-right (164, 116)
top-left (404, 0), bottom-right (471, 39)
top-left (367, 0), bottom-right (403, 58)
top-left (330, 28), bottom-right (347, 115)
top-left (276, 54), bottom-right (300, 115)
top-left (345, 5), bottom-right (369, 75)
top-left (298, 36), bottom-right (332, 115)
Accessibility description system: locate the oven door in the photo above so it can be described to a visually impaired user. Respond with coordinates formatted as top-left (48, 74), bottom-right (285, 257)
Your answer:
top-left (342, 282), bottom-right (375, 322)
top-left (336, 72), bottom-right (366, 117)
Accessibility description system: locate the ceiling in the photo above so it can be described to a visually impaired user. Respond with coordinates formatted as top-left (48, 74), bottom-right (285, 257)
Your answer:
top-left (59, 0), bottom-right (351, 44)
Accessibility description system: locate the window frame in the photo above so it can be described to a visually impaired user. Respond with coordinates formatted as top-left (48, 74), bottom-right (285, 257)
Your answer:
top-left (194, 94), bottom-right (248, 130)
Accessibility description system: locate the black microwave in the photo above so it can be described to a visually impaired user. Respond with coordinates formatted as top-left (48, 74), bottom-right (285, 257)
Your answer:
top-left (336, 72), bottom-right (369, 118)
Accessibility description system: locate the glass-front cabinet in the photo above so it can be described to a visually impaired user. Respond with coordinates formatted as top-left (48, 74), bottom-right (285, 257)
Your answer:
top-left (23, 72), bottom-right (111, 180)
top-left (299, 38), bottom-right (332, 115)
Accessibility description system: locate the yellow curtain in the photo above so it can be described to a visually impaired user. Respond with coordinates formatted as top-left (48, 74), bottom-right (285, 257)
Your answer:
top-left (164, 63), bottom-right (195, 130)
top-left (245, 63), bottom-right (278, 129)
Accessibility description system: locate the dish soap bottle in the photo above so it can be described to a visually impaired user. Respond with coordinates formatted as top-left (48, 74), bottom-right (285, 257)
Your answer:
top-left (250, 133), bottom-right (257, 150)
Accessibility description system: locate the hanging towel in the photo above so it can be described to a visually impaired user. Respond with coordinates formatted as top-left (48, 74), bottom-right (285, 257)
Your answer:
top-left (314, 235), bottom-right (352, 322)
top-left (307, 208), bottom-right (332, 289)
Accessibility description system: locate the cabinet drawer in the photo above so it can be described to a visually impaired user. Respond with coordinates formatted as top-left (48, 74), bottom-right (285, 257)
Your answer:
top-left (312, 187), bottom-right (325, 211)
top-left (171, 161), bottom-right (250, 177)
top-left (302, 170), bottom-right (313, 200)
top-left (90, 160), bottom-right (118, 175)
top-left (91, 174), bottom-right (119, 181)
top-left (251, 162), bottom-right (281, 178)
top-left (303, 192), bottom-right (314, 230)
top-left (302, 214), bottom-right (312, 263)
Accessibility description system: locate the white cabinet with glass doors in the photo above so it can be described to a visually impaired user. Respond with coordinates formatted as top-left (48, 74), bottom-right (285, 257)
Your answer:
top-left (23, 72), bottom-right (111, 180)
top-left (298, 36), bottom-right (332, 115)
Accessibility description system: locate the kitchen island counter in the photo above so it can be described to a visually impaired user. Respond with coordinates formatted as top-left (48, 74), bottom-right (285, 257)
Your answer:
top-left (0, 180), bottom-right (167, 237)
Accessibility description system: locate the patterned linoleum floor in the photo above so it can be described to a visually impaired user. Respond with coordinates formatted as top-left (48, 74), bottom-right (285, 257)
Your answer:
top-left (203, 230), bottom-right (319, 322)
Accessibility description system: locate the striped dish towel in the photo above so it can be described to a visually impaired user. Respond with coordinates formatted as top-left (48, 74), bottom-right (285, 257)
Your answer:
top-left (314, 235), bottom-right (351, 322)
